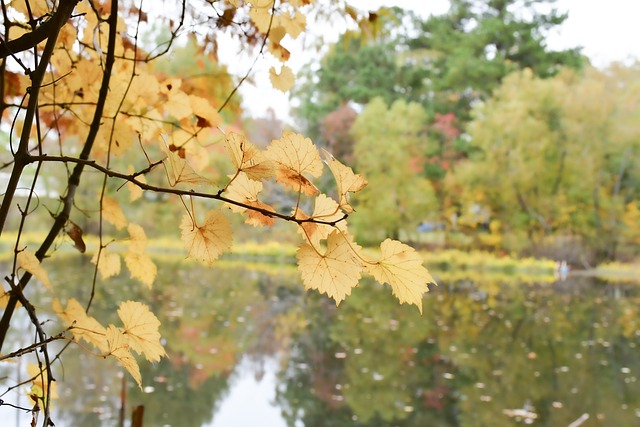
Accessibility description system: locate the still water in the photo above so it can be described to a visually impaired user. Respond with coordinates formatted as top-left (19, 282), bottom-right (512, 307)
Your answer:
top-left (1, 256), bottom-right (639, 426)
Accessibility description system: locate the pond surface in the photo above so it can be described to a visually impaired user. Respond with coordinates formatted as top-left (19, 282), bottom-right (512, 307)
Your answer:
top-left (1, 256), bottom-right (639, 426)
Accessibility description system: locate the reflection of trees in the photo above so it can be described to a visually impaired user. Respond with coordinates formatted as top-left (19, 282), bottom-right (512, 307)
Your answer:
top-left (277, 276), bottom-right (640, 427)
top-left (32, 257), bottom-right (304, 426)
top-left (11, 257), bottom-right (640, 426)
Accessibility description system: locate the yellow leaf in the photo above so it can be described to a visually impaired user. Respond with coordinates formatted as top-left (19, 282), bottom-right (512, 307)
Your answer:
top-left (269, 65), bottom-right (295, 92)
top-left (118, 301), bottom-right (166, 363)
top-left (26, 363), bottom-right (58, 403)
top-left (124, 252), bottom-right (157, 288)
top-left (189, 95), bottom-right (220, 128)
top-left (267, 26), bottom-right (290, 62)
top-left (53, 298), bottom-right (108, 352)
top-left (180, 210), bottom-right (233, 266)
top-left (323, 149), bottom-right (367, 213)
top-left (102, 196), bottom-right (128, 230)
top-left (164, 88), bottom-right (192, 120)
top-left (249, 1), bottom-right (275, 33)
top-left (127, 165), bottom-right (144, 202)
top-left (225, 172), bottom-right (276, 227)
top-left (297, 230), bottom-right (362, 305)
top-left (266, 131), bottom-right (323, 195)
top-left (295, 194), bottom-right (345, 245)
top-left (106, 325), bottom-right (142, 389)
top-left (160, 141), bottom-right (211, 187)
top-left (128, 223), bottom-right (148, 254)
top-left (17, 250), bottom-right (51, 291)
top-left (91, 249), bottom-right (121, 280)
top-left (280, 10), bottom-right (306, 39)
top-left (224, 132), bottom-right (274, 180)
top-left (365, 239), bottom-right (435, 314)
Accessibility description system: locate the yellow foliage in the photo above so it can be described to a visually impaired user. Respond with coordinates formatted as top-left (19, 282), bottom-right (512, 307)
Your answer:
top-left (180, 211), bottom-right (233, 265)
top-left (297, 230), bottom-right (363, 305)
top-left (17, 250), bottom-right (51, 291)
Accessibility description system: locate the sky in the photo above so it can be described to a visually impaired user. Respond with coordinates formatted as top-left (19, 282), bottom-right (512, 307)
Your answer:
top-left (228, 0), bottom-right (640, 121)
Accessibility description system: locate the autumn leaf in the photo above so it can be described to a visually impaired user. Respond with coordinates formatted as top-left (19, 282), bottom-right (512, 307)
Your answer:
top-left (268, 26), bottom-right (290, 62)
top-left (160, 141), bottom-right (211, 187)
top-left (17, 250), bottom-right (51, 291)
top-left (224, 132), bottom-right (274, 181)
top-left (322, 149), bottom-right (367, 213)
top-left (295, 194), bottom-right (346, 245)
top-left (26, 363), bottom-right (58, 404)
top-left (266, 131), bottom-right (323, 195)
top-left (91, 248), bottom-right (122, 280)
top-left (225, 172), bottom-right (276, 227)
top-left (124, 252), bottom-right (157, 288)
top-left (365, 239), bottom-right (435, 314)
top-left (118, 301), bottom-right (166, 362)
top-left (189, 95), bottom-right (220, 128)
top-left (106, 325), bottom-right (142, 388)
top-left (127, 165), bottom-right (144, 202)
top-left (180, 210), bottom-right (233, 265)
top-left (297, 230), bottom-right (363, 305)
top-left (66, 221), bottom-right (86, 253)
top-left (53, 298), bottom-right (108, 352)
top-left (127, 223), bottom-right (148, 254)
top-left (269, 65), bottom-right (295, 92)
top-left (102, 196), bottom-right (128, 230)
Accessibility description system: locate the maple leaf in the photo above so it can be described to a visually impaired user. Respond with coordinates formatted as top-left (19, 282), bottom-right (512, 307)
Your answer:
top-left (160, 141), bottom-right (211, 187)
top-left (280, 10), bottom-right (306, 39)
top-left (224, 132), bottom-right (274, 180)
top-left (91, 249), bottom-right (122, 280)
top-left (102, 196), bottom-right (128, 230)
top-left (323, 149), bottom-right (367, 213)
top-left (124, 252), bottom-right (157, 288)
top-left (180, 210), bottom-right (233, 265)
top-left (118, 301), bottom-right (166, 363)
top-left (266, 131), bottom-right (323, 195)
top-left (106, 325), bottom-right (142, 388)
top-left (295, 194), bottom-right (346, 245)
top-left (189, 95), bottom-right (220, 128)
top-left (53, 298), bottom-right (108, 352)
top-left (26, 363), bottom-right (58, 404)
top-left (225, 172), bottom-right (276, 227)
top-left (17, 250), bottom-right (51, 291)
top-left (269, 65), bottom-right (295, 93)
top-left (268, 26), bottom-right (290, 62)
top-left (297, 230), bottom-right (363, 305)
top-left (127, 165), bottom-right (144, 202)
top-left (365, 239), bottom-right (436, 314)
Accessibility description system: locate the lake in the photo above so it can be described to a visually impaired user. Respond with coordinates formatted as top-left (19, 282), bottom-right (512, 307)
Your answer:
top-left (1, 256), bottom-right (639, 426)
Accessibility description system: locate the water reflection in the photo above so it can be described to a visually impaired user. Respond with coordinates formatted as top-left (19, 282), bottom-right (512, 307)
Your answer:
top-left (1, 257), bottom-right (639, 426)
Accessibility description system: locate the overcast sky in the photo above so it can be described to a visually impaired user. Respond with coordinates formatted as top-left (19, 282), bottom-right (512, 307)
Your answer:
top-left (231, 0), bottom-right (640, 121)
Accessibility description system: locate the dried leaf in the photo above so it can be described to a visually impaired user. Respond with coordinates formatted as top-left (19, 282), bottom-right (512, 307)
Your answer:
top-left (124, 252), bottom-right (157, 288)
top-left (365, 239), bottom-right (435, 314)
top-left (118, 301), bottom-right (166, 362)
top-left (224, 132), bottom-right (274, 180)
top-left (53, 298), bottom-right (108, 352)
top-left (269, 65), bottom-right (295, 92)
top-left (91, 249), bottom-right (122, 280)
top-left (106, 325), bottom-right (142, 388)
top-left (266, 131), bottom-right (323, 195)
top-left (66, 221), bottom-right (86, 253)
top-left (160, 142), bottom-right (211, 187)
top-left (180, 210), bottom-right (233, 266)
top-left (17, 250), bottom-right (51, 291)
top-left (102, 196), bottom-right (128, 230)
top-left (295, 194), bottom-right (345, 245)
top-left (297, 230), bottom-right (362, 305)
top-left (323, 149), bottom-right (367, 213)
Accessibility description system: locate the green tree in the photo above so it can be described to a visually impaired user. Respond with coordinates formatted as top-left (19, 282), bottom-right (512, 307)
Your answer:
top-left (409, 0), bottom-right (584, 123)
top-left (350, 98), bottom-right (436, 244)
top-left (451, 64), bottom-right (640, 260)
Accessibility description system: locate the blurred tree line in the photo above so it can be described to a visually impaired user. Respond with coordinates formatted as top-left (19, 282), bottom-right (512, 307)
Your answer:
top-left (293, 0), bottom-right (640, 263)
